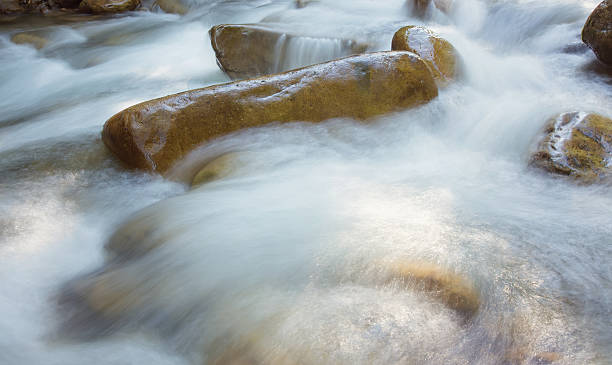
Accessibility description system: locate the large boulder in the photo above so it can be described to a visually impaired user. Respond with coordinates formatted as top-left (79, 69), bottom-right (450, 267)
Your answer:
top-left (392, 25), bottom-right (459, 84)
top-left (79, 0), bottom-right (139, 13)
top-left (209, 24), bottom-right (368, 79)
top-left (582, 1), bottom-right (612, 66)
top-left (102, 51), bottom-right (438, 173)
top-left (530, 112), bottom-right (612, 182)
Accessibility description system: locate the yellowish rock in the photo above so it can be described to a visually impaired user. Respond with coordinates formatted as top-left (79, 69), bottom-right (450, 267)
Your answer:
top-left (385, 261), bottom-right (480, 318)
top-left (102, 51), bottom-right (438, 173)
top-left (530, 112), bottom-right (612, 182)
top-left (11, 32), bottom-right (48, 49)
top-left (391, 25), bottom-right (459, 84)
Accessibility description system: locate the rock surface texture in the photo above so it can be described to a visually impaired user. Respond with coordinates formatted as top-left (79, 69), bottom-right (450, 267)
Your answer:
top-left (582, 0), bottom-right (612, 65)
top-left (392, 25), bottom-right (459, 84)
top-left (530, 112), bottom-right (612, 182)
top-left (102, 51), bottom-right (438, 173)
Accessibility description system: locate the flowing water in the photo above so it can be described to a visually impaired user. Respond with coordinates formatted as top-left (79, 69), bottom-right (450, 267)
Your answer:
top-left (1, 0), bottom-right (611, 364)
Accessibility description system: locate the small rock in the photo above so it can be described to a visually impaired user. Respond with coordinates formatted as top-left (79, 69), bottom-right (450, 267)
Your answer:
top-left (582, 0), bottom-right (612, 66)
top-left (530, 112), bottom-right (612, 182)
top-left (79, 0), bottom-right (140, 13)
top-left (191, 152), bottom-right (247, 187)
top-left (392, 25), bottom-right (459, 85)
top-left (209, 24), bottom-right (368, 79)
top-left (152, 0), bottom-right (187, 15)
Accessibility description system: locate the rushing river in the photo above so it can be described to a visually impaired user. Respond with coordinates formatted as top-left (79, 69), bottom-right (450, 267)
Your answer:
top-left (1, 0), bottom-right (611, 364)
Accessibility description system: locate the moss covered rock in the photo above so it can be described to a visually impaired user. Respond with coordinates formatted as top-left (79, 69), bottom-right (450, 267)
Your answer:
top-left (392, 25), bottom-right (459, 84)
top-left (79, 0), bottom-right (139, 13)
top-left (582, 1), bottom-right (612, 66)
top-left (530, 112), bottom-right (612, 182)
top-left (209, 24), bottom-right (368, 79)
top-left (102, 51), bottom-right (438, 173)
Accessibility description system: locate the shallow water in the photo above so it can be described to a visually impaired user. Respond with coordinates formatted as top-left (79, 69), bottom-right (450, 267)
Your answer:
top-left (1, 0), bottom-right (611, 364)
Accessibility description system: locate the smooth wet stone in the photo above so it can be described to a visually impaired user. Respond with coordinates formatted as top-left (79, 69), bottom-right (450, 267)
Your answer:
top-left (391, 25), bottom-right (459, 84)
top-left (102, 51), bottom-right (438, 173)
top-left (385, 261), bottom-right (480, 318)
top-left (209, 24), bottom-right (368, 79)
top-left (79, 0), bottom-right (139, 13)
top-left (582, 0), bottom-right (612, 66)
top-left (11, 32), bottom-right (48, 49)
top-left (530, 112), bottom-right (612, 182)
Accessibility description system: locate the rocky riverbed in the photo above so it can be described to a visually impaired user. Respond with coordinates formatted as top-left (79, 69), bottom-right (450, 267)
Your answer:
top-left (1, 1), bottom-right (611, 364)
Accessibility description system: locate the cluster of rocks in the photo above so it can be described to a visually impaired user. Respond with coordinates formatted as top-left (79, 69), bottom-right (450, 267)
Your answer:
top-left (102, 23), bottom-right (460, 174)
top-left (0, 0), bottom-right (139, 15)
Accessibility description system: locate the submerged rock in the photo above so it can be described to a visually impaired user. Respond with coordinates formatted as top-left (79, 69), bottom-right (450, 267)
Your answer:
top-left (530, 112), bottom-right (612, 182)
top-left (11, 32), bottom-right (48, 49)
top-left (79, 0), bottom-right (140, 13)
top-left (582, 0), bottom-right (612, 66)
top-left (384, 261), bottom-right (480, 318)
top-left (102, 51), bottom-right (438, 173)
top-left (408, 0), bottom-right (452, 17)
top-left (152, 0), bottom-right (186, 15)
top-left (392, 25), bottom-right (459, 84)
top-left (209, 24), bottom-right (368, 79)
top-left (191, 152), bottom-right (247, 187)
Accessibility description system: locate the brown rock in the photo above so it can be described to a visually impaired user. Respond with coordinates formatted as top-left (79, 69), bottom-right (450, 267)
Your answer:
top-left (209, 24), bottom-right (368, 79)
top-left (392, 25), bottom-right (459, 84)
top-left (385, 261), bottom-right (480, 318)
top-left (530, 112), bottom-right (612, 182)
top-left (582, 1), bottom-right (612, 65)
top-left (102, 51), bottom-right (438, 173)
top-left (79, 0), bottom-right (139, 13)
